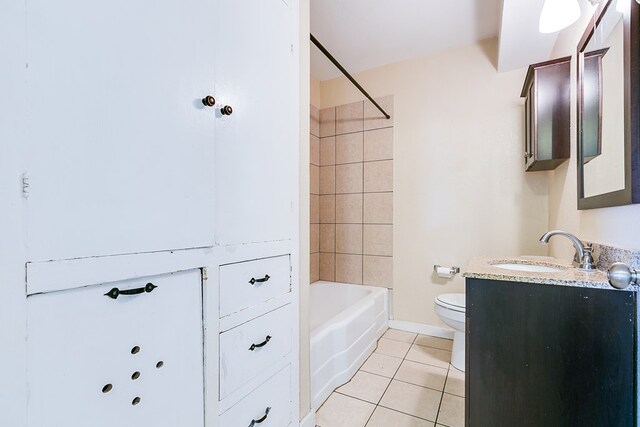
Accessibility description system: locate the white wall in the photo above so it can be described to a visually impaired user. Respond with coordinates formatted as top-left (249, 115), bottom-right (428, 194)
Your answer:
top-left (548, 4), bottom-right (640, 260)
top-left (320, 38), bottom-right (549, 326)
top-left (298, 0), bottom-right (311, 420)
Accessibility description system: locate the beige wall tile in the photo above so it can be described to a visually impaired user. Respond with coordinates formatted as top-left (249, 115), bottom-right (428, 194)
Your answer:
top-left (310, 134), bottom-right (320, 166)
top-left (319, 195), bottom-right (335, 224)
top-left (320, 107), bottom-right (336, 137)
top-left (336, 101), bottom-right (364, 135)
top-left (310, 105), bottom-right (320, 137)
top-left (319, 224), bottom-right (335, 253)
top-left (364, 193), bottom-right (393, 224)
top-left (336, 224), bottom-right (363, 254)
top-left (319, 252), bottom-right (335, 281)
top-left (336, 132), bottom-right (364, 164)
top-left (310, 164), bottom-right (319, 195)
top-left (319, 165), bottom-right (335, 195)
top-left (364, 160), bottom-right (393, 192)
top-left (320, 136), bottom-right (336, 166)
top-left (310, 194), bottom-right (319, 224)
top-left (364, 127), bottom-right (393, 161)
top-left (310, 223), bottom-right (320, 253)
top-left (310, 253), bottom-right (320, 283)
top-left (336, 193), bottom-right (363, 224)
top-left (363, 225), bottom-right (393, 256)
top-left (335, 253), bottom-right (363, 284)
top-left (364, 95), bottom-right (394, 131)
top-left (363, 255), bottom-right (393, 288)
top-left (336, 163), bottom-right (364, 194)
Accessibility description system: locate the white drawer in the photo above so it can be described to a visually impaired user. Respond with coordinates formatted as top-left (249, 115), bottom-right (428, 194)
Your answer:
top-left (220, 365), bottom-right (291, 427)
top-left (220, 304), bottom-right (292, 399)
top-left (219, 255), bottom-right (290, 317)
top-left (27, 269), bottom-right (205, 427)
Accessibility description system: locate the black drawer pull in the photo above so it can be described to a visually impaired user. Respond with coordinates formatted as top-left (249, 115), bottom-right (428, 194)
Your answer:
top-left (249, 407), bottom-right (271, 426)
top-left (104, 283), bottom-right (157, 300)
top-left (249, 275), bottom-right (270, 285)
top-left (249, 335), bottom-right (271, 351)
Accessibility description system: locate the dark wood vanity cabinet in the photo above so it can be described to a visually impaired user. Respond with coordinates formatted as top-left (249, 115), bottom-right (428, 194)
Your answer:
top-left (466, 278), bottom-right (636, 426)
top-left (521, 56), bottom-right (571, 171)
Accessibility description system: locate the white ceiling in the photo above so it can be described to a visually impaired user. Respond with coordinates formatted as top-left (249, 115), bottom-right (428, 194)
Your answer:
top-left (310, 0), bottom-right (573, 81)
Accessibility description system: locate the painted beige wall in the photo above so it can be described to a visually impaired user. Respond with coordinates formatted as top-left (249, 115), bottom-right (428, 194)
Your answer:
top-left (311, 76), bottom-right (321, 108)
top-left (548, 6), bottom-right (640, 261)
top-left (320, 38), bottom-right (549, 326)
top-left (298, 0), bottom-right (311, 420)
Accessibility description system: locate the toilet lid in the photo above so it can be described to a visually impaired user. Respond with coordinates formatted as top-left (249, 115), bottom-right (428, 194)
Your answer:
top-left (435, 293), bottom-right (465, 312)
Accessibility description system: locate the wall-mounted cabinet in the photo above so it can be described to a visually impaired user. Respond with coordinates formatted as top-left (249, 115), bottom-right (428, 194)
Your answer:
top-left (521, 56), bottom-right (571, 171)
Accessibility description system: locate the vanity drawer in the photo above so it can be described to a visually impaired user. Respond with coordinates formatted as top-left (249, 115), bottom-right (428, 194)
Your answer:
top-left (219, 304), bottom-right (292, 399)
top-left (219, 365), bottom-right (292, 427)
top-left (219, 255), bottom-right (290, 317)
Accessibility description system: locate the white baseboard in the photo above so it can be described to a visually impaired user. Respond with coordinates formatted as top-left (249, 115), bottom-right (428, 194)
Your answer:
top-left (299, 410), bottom-right (316, 427)
top-left (388, 319), bottom-right (455, 339)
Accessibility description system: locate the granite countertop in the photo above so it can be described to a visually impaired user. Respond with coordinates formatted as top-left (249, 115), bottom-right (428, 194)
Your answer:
top-left (462, 255), bottom-right (624, 290)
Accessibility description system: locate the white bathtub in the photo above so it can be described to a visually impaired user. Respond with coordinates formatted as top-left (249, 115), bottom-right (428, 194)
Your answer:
top-left (310, 281), bottom-right (389, 409)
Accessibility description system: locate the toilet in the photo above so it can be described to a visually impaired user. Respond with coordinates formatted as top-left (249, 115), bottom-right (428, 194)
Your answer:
top-left (434, 293), bottom-right (466, 371)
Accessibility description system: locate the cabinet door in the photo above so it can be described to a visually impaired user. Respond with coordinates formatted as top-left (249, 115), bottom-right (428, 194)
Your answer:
top-left (27, 269), bottom-right (204, 427)
top-left (24, 0), bottom-right (216, 261)
top-left (213, 0), bottom-right (297, 245)
top-left (467, 279), bottom-right (635, 426)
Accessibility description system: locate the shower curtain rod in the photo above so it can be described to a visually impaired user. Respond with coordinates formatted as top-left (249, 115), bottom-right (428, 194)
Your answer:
top-left (310, 34), bottom-right (391, 120)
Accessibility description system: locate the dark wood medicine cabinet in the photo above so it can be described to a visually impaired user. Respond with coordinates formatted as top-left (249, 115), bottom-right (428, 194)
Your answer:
top-left (521, 56), bottom-right (571, 171)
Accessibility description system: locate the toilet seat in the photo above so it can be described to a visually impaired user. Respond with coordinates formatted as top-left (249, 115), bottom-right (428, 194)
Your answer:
top-left (435, 293), bottom-right (465, 313)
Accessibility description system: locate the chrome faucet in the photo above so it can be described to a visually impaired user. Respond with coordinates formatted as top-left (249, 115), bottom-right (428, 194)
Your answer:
top-left (538, 230), bottom-right (596, 270)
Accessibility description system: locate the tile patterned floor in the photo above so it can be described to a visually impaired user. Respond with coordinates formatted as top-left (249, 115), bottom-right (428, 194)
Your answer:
top-left (315, 329), bottom-right (465, 427)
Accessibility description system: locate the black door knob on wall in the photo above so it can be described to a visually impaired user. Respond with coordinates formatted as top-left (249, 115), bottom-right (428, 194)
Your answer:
top-left (221, 105), bottom-right (233, 115)
top-left (201, 96), bottom-right (216, 107)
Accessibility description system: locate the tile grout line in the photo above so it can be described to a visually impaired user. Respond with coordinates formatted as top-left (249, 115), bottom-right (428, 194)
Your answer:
top-left (361, 100), bottom-right (365, 287)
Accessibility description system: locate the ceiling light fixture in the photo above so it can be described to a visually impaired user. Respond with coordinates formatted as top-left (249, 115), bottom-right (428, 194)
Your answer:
top-left (539, 0), bottom-right (582, 33)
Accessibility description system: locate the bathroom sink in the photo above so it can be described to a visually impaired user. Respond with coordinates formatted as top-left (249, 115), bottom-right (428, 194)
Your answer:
top-left (491, 263), bottom-right (564, 273)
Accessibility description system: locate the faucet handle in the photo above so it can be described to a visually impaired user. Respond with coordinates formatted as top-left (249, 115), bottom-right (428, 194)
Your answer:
top-left (579, 244), bottom-right (596, 270)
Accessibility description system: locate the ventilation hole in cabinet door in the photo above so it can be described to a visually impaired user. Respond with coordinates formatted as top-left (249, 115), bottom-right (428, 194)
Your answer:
top-left (102, 384), bottom-right (113, 393)
top-left (131, 346), bottom-right (140, 355)
top-left (156, 361), bottom-right (164, 369)
top-left (132, 397), bottom-right (141, 406)
top-left (131, 371), bottom-right (140, 380)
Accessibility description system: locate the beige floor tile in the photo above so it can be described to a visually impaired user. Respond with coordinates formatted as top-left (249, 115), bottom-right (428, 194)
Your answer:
top-left (366, 406), bottom-right (434, 427)
top-left (360, 352), bottom-right (403, 378)
top-left (437, 393), bottom-right (465, 427)
top-left (405, 344), bottom-right (451, 369)
top-left (414, 335), bottom-right (453, 351)
top-left (374, 338), bottom-right (411, 359)
top-left (336, 370), bottom-right (391, 404)
top-left (395, 360), bottom-right (447, 391)
top-left (382, 328), bottom-right (417, 343)
top-left (444, 366), bottom-right (465, 397)
top-left (379, 380), bottom-right (441, 422)
top-left (316, 392), bottom-right (375, 427)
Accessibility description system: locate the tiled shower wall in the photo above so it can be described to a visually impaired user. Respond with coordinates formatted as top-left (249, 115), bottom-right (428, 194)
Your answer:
top-left (310, 96), bottom-right (394, 288)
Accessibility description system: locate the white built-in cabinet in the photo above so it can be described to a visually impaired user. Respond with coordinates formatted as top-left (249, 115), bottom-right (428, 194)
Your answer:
top-left (1, 0), bottom-right (300, 426)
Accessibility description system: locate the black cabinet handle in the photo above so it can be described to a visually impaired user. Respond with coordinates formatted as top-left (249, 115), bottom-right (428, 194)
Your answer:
top-left (249, 335), bottom-right (271, 351)
top-left (104, 283), bottom-right (157, 300)
top-left (249, 274), bottom-right (270, 285)
top-left (249, 407), bottom-right (271, 426)
top-left (221, 105), bottom-right (233, 115)
top-left (202, 96), bottom-right (216, 107)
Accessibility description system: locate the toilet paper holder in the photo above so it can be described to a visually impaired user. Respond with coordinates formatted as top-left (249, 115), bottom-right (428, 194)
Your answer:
top-left (434, 265), bottom-right (460, 278)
